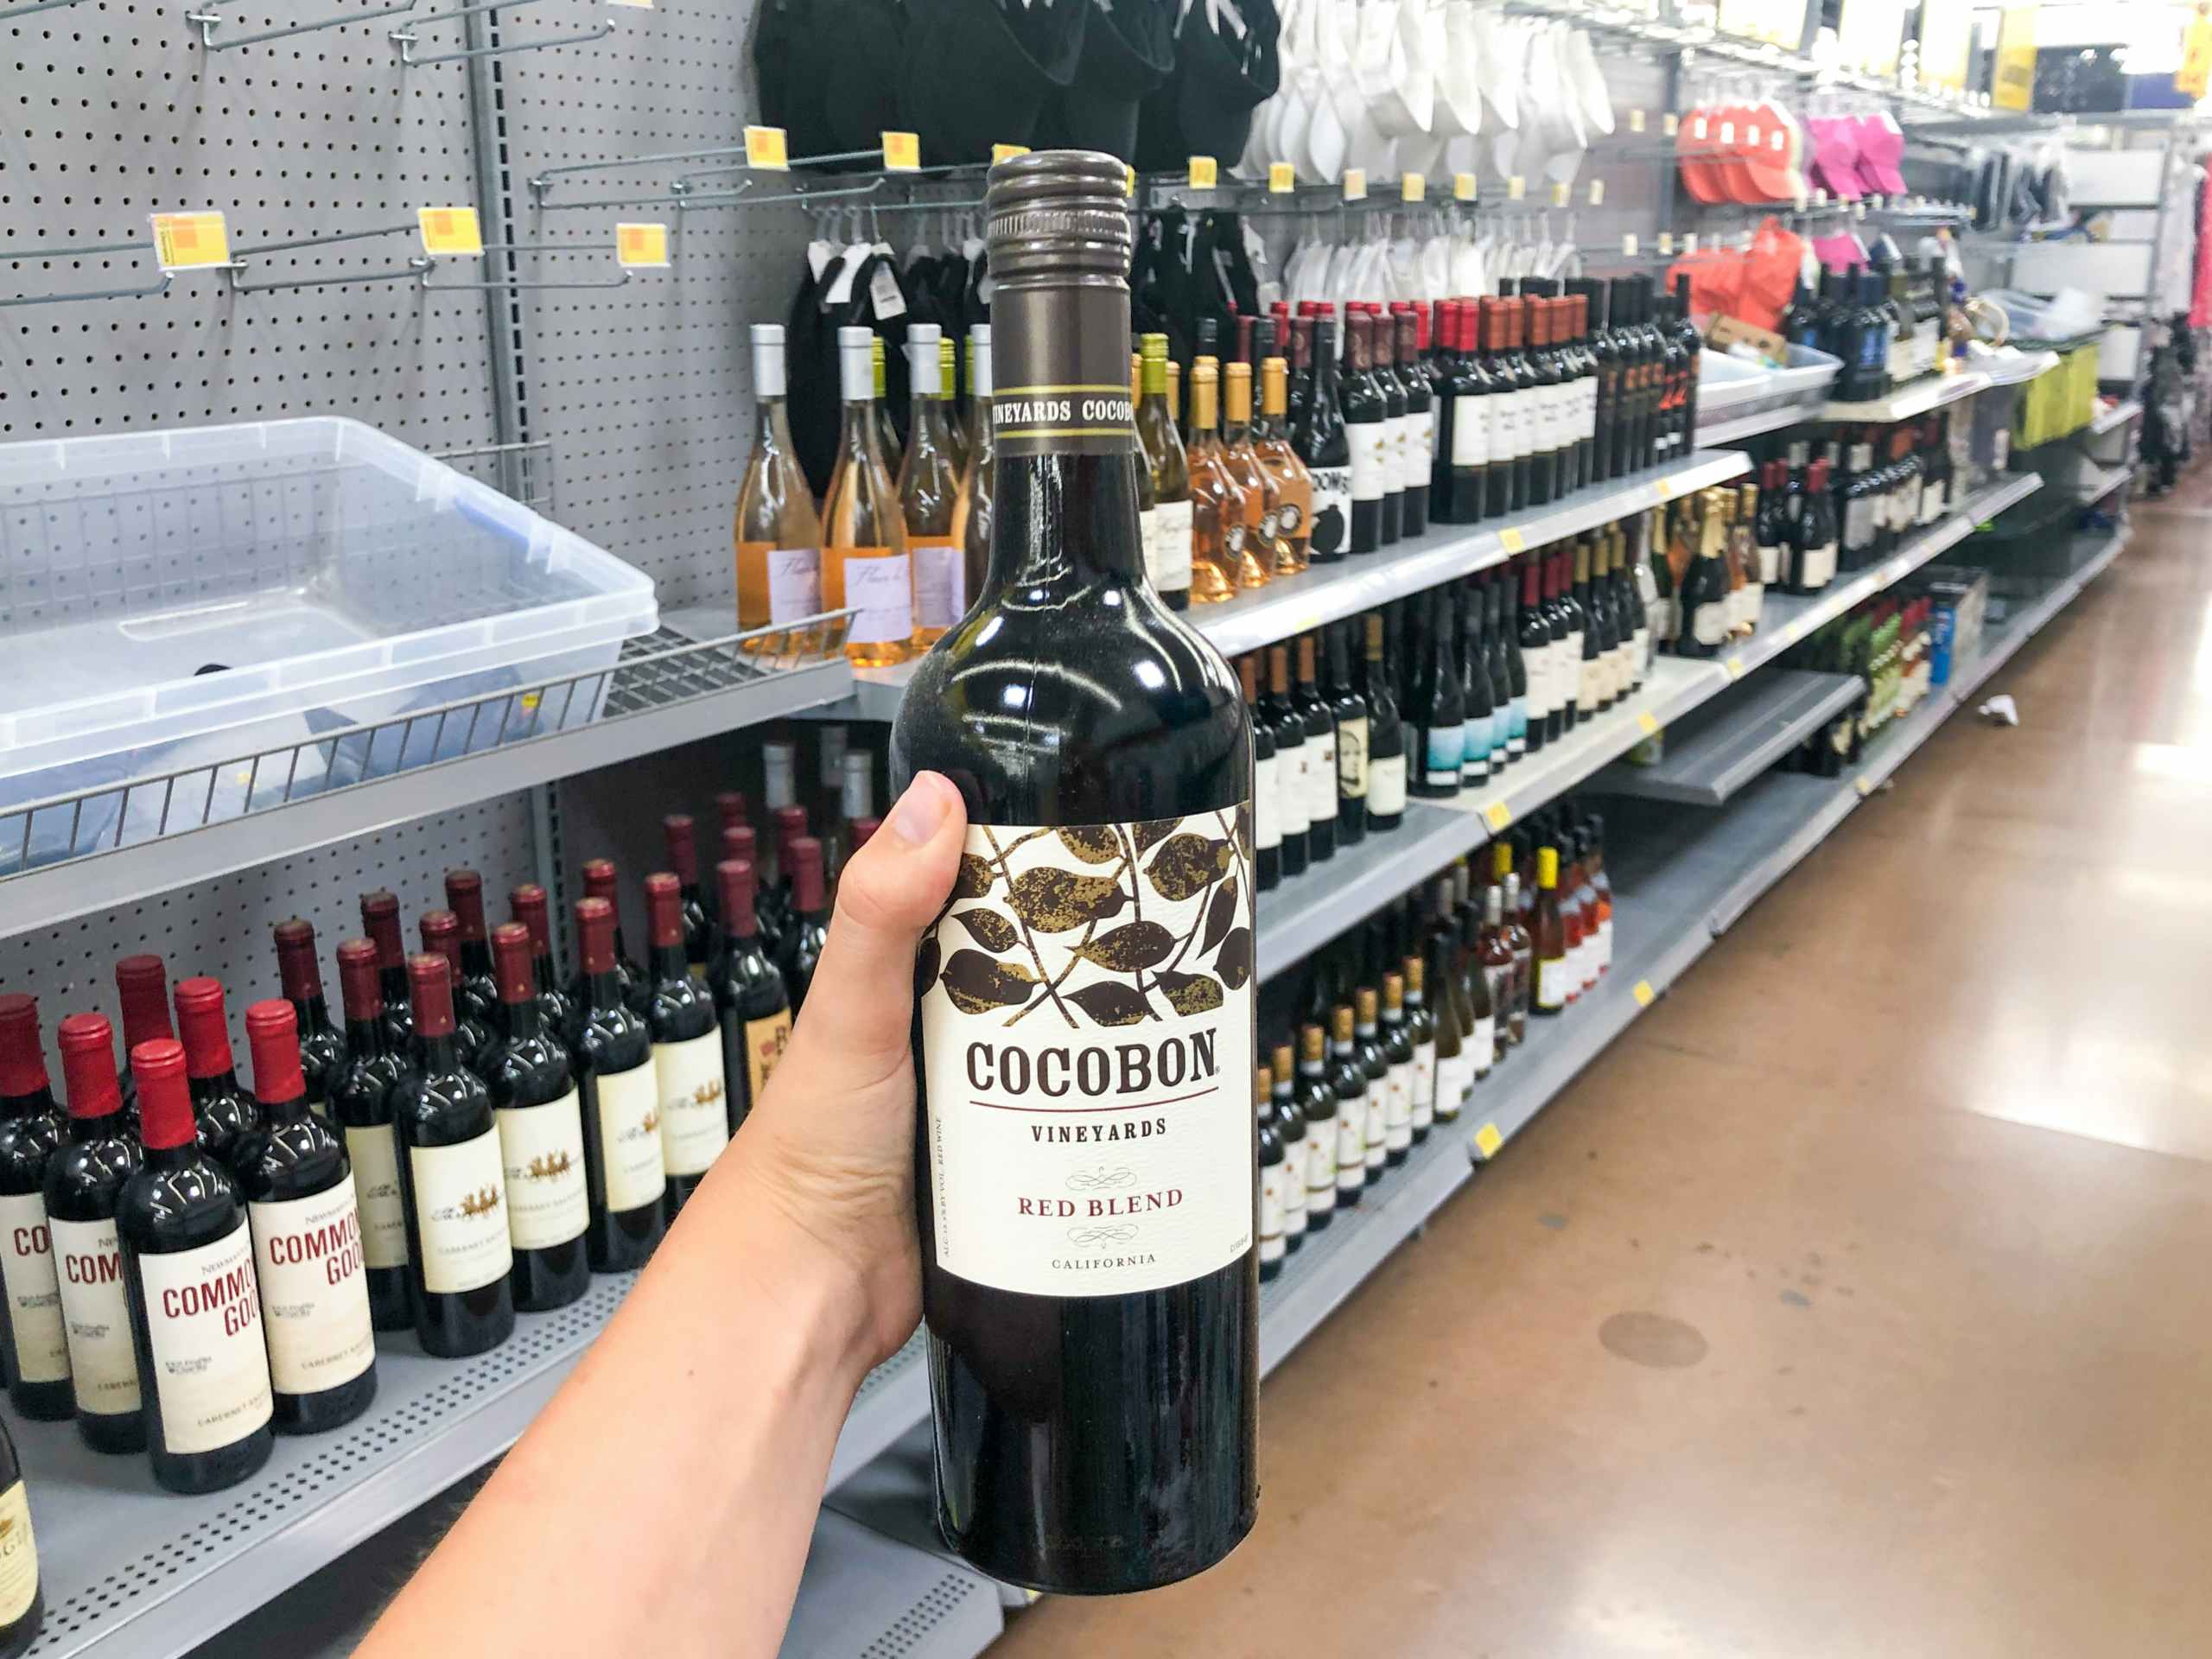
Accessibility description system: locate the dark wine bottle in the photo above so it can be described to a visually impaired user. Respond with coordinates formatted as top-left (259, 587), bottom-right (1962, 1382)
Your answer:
top-left (1263, 644), bottom-right (1310, 879)
top-left (1517, 556), bottom-right (1552, 757)
top-left (1268, 1042), bottom-right (1306, 1254)
top-left (570, 897), bottom-right (665, 1272)
top-left (173, 978), bottom-right (261, 1177)
top-left (117, 1038), bottom-right (274, 1494)
top-left (443, 869), bottom-right (503, 1029)
top-left (47, 1014), bottom-right (145, 1452)
top-left (1362, 613), bottom-right (1407, 832)
top-left (1395, 308), bottom-right (1431, 536)
top-left (710, 859), bottom-right (791, 1135)
top-left (359, 890), bottom-right (416, 1059)
top-left (419, 910), bottom-right (495, 1076)
top-left (237, 1001), bottom-right (378, 1433)
top-left (0, 998), bottom-right (69, 1421)
top-left (1324, 620), bottom-right (1369, 845)
top-left (1379, 972), bottom-right (1416, 1160)
top-left (113, 953), bottom-right (172, 1129)
top-left (1458, 578), bottom-right (1496, 791)
top-left (1255, 1065), bottom-right (1287, 1283)
top-left (0, 1416), bottom-right (42, 1653)
top-left (1294, 316), bottom-right (1351, 561)
top-left (661, 815), bottom-right (715, 976)
top-left (1326, 1004), bottom-right (1368, 1206)
top-left (481, 925), bottom-right (593, 1313)
top-left (1291, 633), bottom-right (1338, 864)
top-left (642, 872), bottom-right (729, 1218)
top-left (272, 919), bottom-right (347, 1113)
top-left (1407, 610), bottom-right (1465, 798)
top-left (1243, 656), bottom-right (1281, 892)
top-left (329, 938), bottom-right (413, 1332)
top-left (1292, 1023), bottom-right (1336, 1230)
top-left (1343, 314), bottom-right (1387, 555)
top-left (889, 152), bottom-right (1255, 1595)
top-left (391, 954), bottom-right (515, 1358)
top-left (508, 882), bottom-right (578, 1043)
top-left (573, 860), bottom-right (650, 1018)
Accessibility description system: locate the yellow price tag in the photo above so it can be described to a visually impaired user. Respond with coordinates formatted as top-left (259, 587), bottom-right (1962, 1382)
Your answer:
top-left (1657, 232), bottom-right (1675, 255)
top-left (1855, 774), bottom-right (1875, 798)
top-left (1725, 654), bottom-right (1745, 679)
top-left (992, 143), bottom-right (1031, 164)
top-left (1632, 980), bottom-right (1655, 1008)
top-left (1621, 233), bottom-right (1639, 257)
top-left (1268, 161), bottom-right (1296, 194)
top-left (605, 0), bottom-right (652, 9)
top-left (1342, 168), bottom-right (1368, 201)
top-left (1629, 108), bottom-right (1647, 134)
top-left (1453, 171), bottom-right (1477, 201)
top-left (1125, 164), bottom-right (1136, 197)
top-left (1507, 175), bottom-right (1526, 200)
top-left (1636, 711), bottom-right (1657, 736)
top-left (1187, 155), bottom-right (1218, 189)
top-left (1473, 1122), bottom-right (1503, 1159)
top-left (1549, 181), bottom-right (1569, 207)
top-left (1484, 801), bottom-right (1510, 832)
top-left (744, 125), bottom-right (789, 171)
top-left (881, 130), bottom-right (921, 172)
top-left (1662, 112), bottom-right (1680, 137)
top-left (149, 210), bottom-right (231, 272)
top-left (1655, 478), bottom-right (1673, 500)
top-left (1498, 526), bottom-right (1524, 553)
top-left (1402, 171), bottom-right (1425, 202)
top-left (1588, 180), bottom-right (1605, 207)
top-left (416, 207), bottom-right (484, 259)
top-left (615, 221), bottom-right (670, 269)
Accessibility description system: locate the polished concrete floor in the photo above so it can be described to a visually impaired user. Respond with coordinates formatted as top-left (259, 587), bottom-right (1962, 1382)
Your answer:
top-left (995, 499), bottom-right (2212, 1659)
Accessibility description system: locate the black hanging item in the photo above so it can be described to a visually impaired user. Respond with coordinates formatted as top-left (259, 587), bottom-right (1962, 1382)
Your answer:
top-left (1135, 0), bottom-right (1279, 171)
top-left (901, 0), bottom-right (1090, 164)
top-left (1037, 0), bottom-right (1175, 161)
top-left (819, 0), bottom-right (911, 154)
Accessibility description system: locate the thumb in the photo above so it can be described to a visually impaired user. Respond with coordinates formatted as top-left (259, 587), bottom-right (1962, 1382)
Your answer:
top-left (784, 770), bottom-right (967, 1088)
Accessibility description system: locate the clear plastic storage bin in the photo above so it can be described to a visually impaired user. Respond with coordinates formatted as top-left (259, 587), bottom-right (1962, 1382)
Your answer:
top-left (2, 417), bottom-right (658, 868)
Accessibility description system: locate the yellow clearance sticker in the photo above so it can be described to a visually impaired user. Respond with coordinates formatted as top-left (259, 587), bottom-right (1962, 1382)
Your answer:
top-left (1637, 711), bottom-right (1657, 735)
top-left (615, 222), bottom-right (670, 269)
top-left (1507, 175), bottom-right (1526, 200)
top-left (1187, 155), bottom-right (1218, 189)
top-left (1473, 1122), bottom-right (1503, 1159)
top-left (1342, 168), bottom-right (1368, 201)
top-left (744, 125), bottom-right (789, 171)
top-left (1855, 774), bottom-right (1876, 797)
top-left (1484, 801), bottom-right (1510, 832)
top-left (149, 211), bottom-right (230, 272)
top-left (416, 207), bottom-right (484, 258)
top-left (1453, 171), bottom-right (1477, 201)
top-left (1268, 161), bottom-right (1295, 194)
top-left (993, 143), bottom-right (1031, 164)
top-left (1402, 171), bottom-right (1425, 202)
top-left (882, 130), bottom-right (920, 172)
top-left (1499, 526), bottom-right (1524, 553)
top-left (1632, 980), bottom-right (1655, 1007)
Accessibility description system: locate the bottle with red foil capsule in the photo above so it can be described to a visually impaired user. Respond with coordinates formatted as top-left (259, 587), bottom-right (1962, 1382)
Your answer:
top-left (117, 1037), bottom-right (273, 1493)
top-left (359, 890), bottom-right (416, 1058)
top-left (442, 869), bottom-right (503, 1029)
top-left (643, 873), bottom-right (729, 1218)
top-left (173, 977), bottom-right (261, 1174)
top-left (237, 1001), bottom-right (378, 1433)
top-left (780, 838), bottom-right (830, 1013)
top-left (419, 911), bottom-right (495, 1077)
top-left (712, 860), bottom-right (790, 1138)
top-left (46, 1014), bottom-right (144, 1452)
top-left (485, 925), bottom-right (591, 1313)
top-left (572, 860), bottom-right (649, 1018)
top-left (507, 883), bottom-right (577, 1045)
top-left (271, 918), bottom-right (347, 1113)
top-left (327, 939), bottom-right (411, 1332)
top-left (766, 804), bottom-right (809, 948)
top-left (391, 954), bottom-right (514, 1357)
top-left (661, 815), bottom-right (714, 976)
top-left (0, 997), bottom-right (69, 1421)
top-left (113, 954), bottom-right (172, 1128)
top-left (571, 897), bottom-right (664, 1272)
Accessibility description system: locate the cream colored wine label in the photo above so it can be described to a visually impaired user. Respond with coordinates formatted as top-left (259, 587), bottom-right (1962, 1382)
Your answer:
top-left (0, 1193), bottom-right (67, 1385)
top-left (0, 1479), bottom-right (33, 1624)
top-left (248, 1178), bottom-right (375, 1397)
top-left (745, 1011), bottom-right (791, 1105)
top-left (137, 1220), bottom-right (273, 1453)
top-left (50, 1216), bottom-right (138, 1415)
top-left (497, 1090), bottom-right (590, 1250)
top-left (918, 810), bottom-right (1256, 1298)
top-left (344, 1125), bottom-right (409, 1269)
top-left (407, 1131), bottom-right (512, 1295)
top-left (594, 1063), bottom-right (666, 1214)
top-left (654, 1031), bottom-right (730, 1179)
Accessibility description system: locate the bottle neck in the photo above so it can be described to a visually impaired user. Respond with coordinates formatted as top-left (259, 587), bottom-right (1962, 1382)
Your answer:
top-left (343, 1015), bottom-right (386, 1058)
top-left (587, 967), bottom-right (627, 1014)
top-left (650, 940), bottom-right (690, 982)
top-left (420, 1029), bottom-right (466, 1075)
top-left (291, 993), bottom-right (335, 1035)
top-left (532, 952), bottom-right (560, 995)
top-left (499, 995), bottom-right (544, 1042)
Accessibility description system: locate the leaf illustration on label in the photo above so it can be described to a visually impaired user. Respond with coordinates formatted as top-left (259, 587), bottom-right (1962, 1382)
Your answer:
top-left (914, 936), bottom-right (941, 999)
top-left (953, 907), bottom-right (1019, 952)
top-left (1071, 920), bottom-right (1176, 972)
top-left (952, 855), bottom-right (996, 899)
top-left (1152, 968), bottom-right (1225, 1015)
top-left (1065, 981), bottom-right (1153, 1027)
top-left (1056, 826), bottom-right (1123, 865)
top-left (1146, 833), bottom-right (1230, 901)
top-left (1007, 868), bottom-right (1129, 933)
top-left (940, 950), bottom-right (1040, 1014)
top-left (1132, 817), bottom-right (1179, 855)
top-left (1235, 804), bottom-right (1252, 860)
top-left (1201, 874), bottom-right (1240, 954)
top-left (1213, 926), bottom-right (1254, 989)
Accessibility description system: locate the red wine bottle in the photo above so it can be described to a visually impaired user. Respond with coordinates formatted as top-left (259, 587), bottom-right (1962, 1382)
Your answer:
top-left (118, 1038), bottom-right (274, 1493)
top-left (709, 859), bottom-right (789, 1138)
top-left (574, 860), bottom-right (650, 1017)
top-left (661, 816), bottom-right (714, 976)
top-left (485, 925), bottom-right (591, 1312)
top-left (443, 869), bottom-right (504, 1029)
top-left (113, 953), bottom-right (172, 1128)
top-left (642, 873), bottom-right (729, 1218)
top-left (173, 978), bottom-right (261, 1176)
top-left (570, 898), bottom-right (665, 1271)
top-left (419, 909), bottom-right (495, 1076)
top-left (508, 882), bottom-right (577, 1044)
top-left (779, 837), bottom-right (830, 1012)
top-left (238, 1001), bottom-right (378, 1433)
top-left (892, 152), bottom-right (1255, 1595)
top-left (391, 954), bottom-right (514, 1357)
top-left (0, 1415), bottom-right (41, 1653)
top-left (272, 918), bottom-right (347, 1113)
top-left (715, 789), bottom-right (749, 838)
top-left (328, 938), bottom-right (413, 1332)
top-left (47, 1014), bottom-right (146, 1452)
top-left (359, 890), bottom-right (416, 1058)
top-left (0, 998), bottom-right (68, 1421)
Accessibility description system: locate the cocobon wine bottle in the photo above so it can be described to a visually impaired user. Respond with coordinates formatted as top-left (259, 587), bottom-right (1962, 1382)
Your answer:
top-left (890, 149), bottom-right (1259, 1595)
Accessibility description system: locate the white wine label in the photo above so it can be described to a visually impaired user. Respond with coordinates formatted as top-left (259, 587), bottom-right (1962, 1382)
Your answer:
top-left (137, 1220), bottom-right (272, 1453)
top-left (1258, 1164), bottom-right (1286, 1263)
top-left (344, 1125), bottom-right (409, 1270)
top-left (655, 1030), bottom-right (731, 1179)
top-left (497, 1090), bottom-right (590, 1250)
top-left (594, 1063), bottom-right (666, 1214)
top-left (1411, 1039), bottom-right (1436, 1130)
top-left (1281, 1150), bottom-right (1306, 1230)
top-left (0, 1193), bottom-right (66, 1386)
top-left (1435, 1053), bottom-right (1469, 1119)
top-left (1452, 394), bottom-right (1490, 467)
top-left (766, 547), bottom-right (823, 624)
top-left (918, 810), bottom-right (1256, 1298)
top-left (1307, 467), bottom-right (1351, 558)
top-left (50, 1216), bottom-right (138, 1415)
top-left (1362, 1077), bottom-right (1387, 1167)
top-left (407, 1131), bottom-right (513, 1295)
top-left (0, 1480), bottom-right (34, 1625)
top-left (1338, 715), bottom-right (1369, 798)
top-left (1151, 499), bottom-right (1194, 594)
top-left (1802, 540), bottom-right (1838, 588)
top-left (1253, 754), bottom-right (1281, 851)
top-left (841, 551), bottom-right (914, 647)
top-left (1383, 414), bottom-right (1409, 492)
top-left (1367, 753), bottom-right (1408, 817)
top-left (1302, 1118), bottom-right (1337, 1205)
top-left (249, 1179), bottom-right (375, 1398)
top-left (1350, 421), bottom-right (1389, 503)
top-left (1334, 1097), bottom-right (1365, 1190)
top-left (1411, 407), bottom-right (1434, 467)
top-left (1536, 955), bottom-right (1569, 1011)
top-left (1138, 506), bottom-right (1159, 580)
top-left (1276, 741), bottom-right (1310, 837)
top-left (1471, 1014), bottom-right (1497, 1076)
top-left (1306, 731), bottom-right (1338, 824)
top-left (911, 537), bottom-right (967, 630)
top-left (1599, 917), bottom-right (1613, 976)
top-left (1384, 1060), bottom-right (1413, 1152)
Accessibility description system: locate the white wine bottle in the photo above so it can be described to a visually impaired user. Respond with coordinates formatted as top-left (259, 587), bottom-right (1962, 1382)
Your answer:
top-left (822, 326), bottom-right (916, 668)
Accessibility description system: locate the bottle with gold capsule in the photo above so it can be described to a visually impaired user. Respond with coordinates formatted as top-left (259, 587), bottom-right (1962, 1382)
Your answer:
top-left (1732, 480), bottom-right (1763, 638)
top-left (1184, 359), bottom-right (1245, 604)
top-left (870, 334), bottom-right (903, 479)
top-left (1135, 334), bottom-right (1192, 611)
top-left (1254, 355), bottom-right (1313, 574)
top-left (1218, 361), bottom-right (1274, 589)
top-left (1268, 1043), bottom-right (1306, 1254)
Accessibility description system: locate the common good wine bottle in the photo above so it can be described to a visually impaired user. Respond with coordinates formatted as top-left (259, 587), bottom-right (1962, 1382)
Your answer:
top-left (359, 890), bottom-right (416, 1058)
top-left (272, 919), bottom-right (347, 1113)
top-left (237, 1001), bottom-right (378, 1433)
top-left (47, 1014), bottom-right (144, 1452)
top-left (901, 322), bottom-right (968, 647)
top-left (570, 897), bottom-right (665, 1272)
top-left (391, 954), bottom-right (515, 1358)
top-left (956, 325), bottom-right (998, 611)
top-left (1243, 657), bottom-right (1281, 892)
top-left (329, 938), bottom-right (412, 1332)
top-left (174, 977), bottom-right (261, 1176)
top-left (0, 998), bottom-right (68, 1421)
top-left (419, 910), bottom-right (495, 1076)
top-left (573, 859), bottom-right (649, 1019)
top-left (1325, 621), bottom-right (1369, 845)
top-left (443, 868), bottom-right (504, 1028)
top-left (113, 953), bottom-right (172, 1127)
top-left (1379, 974), bottom-right (1416, 1160)
top-left (1135, 334), bottom-right (1195, 608)
top-left (118, 1039), bottom-right (274, 1494)
top-left (890, 152), bottom-right (1255, 1594)
top-left (484, 925), bottom-right (592, 1313)
top-left (735, 322), bottom-right (826, 647)
top-left (659, 817), bottom-right (714, 976)
top-left (1255, 1066), bottom-right (1286, 1283)
top-left (1293, 1024), bottom-right (1337, 1230)
top-left (824, 324), bottom-right (917, 666)
top-left (1295, 316), bottom-right (1352, 561)
top-left (1292, 634), bottom-right (1338, 865)
top-left (642, 873), bottom-right (728, 1217)
top-left (1407, 611), bottom-right (1465, 799)
top-left (779, 838), bottom-right (830, 1011)
top-left (1267, 1042), bottom-right (1306, 1253)
top-left (710, 859), bottom-right (790, 1135)
top-left (1363, 613), bottom-right (1407, 832)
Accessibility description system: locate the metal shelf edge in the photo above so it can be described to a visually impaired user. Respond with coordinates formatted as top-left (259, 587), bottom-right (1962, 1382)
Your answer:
top-left (1822, 369), bottom-right (1990, 423)
top-left (1600, 671), bottom-right (1866, 806)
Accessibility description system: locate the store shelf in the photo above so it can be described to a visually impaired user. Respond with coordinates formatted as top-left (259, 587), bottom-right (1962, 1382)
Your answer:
top-left (1255, 801), bottom-right (1481, 982)
top-left (779, 1513), bottom-right (1004, 1659)
top-left (1697, 402), bottom-right (1823, 449)
top-left (2091, 399), bottom-right (2143, 435)
top-left (1598, 670), bottom-right (1864, 806)
top-left (1821, 369), bottom-right (1990, 424)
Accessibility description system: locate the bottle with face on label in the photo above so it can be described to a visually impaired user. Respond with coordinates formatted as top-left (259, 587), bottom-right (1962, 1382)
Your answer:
top-left (1219, 362), bottom-right (1277, 589)
top-left (391, 954), bottom-right (515, 1358)
top-left (236, 1001), bottom-right (378, 1433)
top-left (47, 1015), bottom-right (145, 1453)
top-left (117, 1039), bottom-right (273, 1495)
top-left (823, 325), bottom-right (916, 667)
top-left (710, 858), bottom-right (790, 1138)
top-left (1255, 1066), bottom-right (1286, 1283)
top-left (271, 920), bottom-right (346, 1115)
top-left (1268, 1043), bottom-right (1306, 1254)
top-left (900, 322), bottom-right (968, 648)
top-left (327, 938), bottom-right (412, 1332)
top-left (1135, 334), bottom-right (1194, 608)
top-left (643, 873), bottom-right (728, 1220)
top-left (569, 899), bottom-right (665, 1273)
top-left (1295, 315), bottom-right (1353, 563)
top-left (0, 998), bottom-right (68, 1423)
top-left (888, 153), bottom-right (1255, 1596)
top-left (483, 925), bottom-right (592, 1313)
top-left (736, 322), bottom-right (826, 652)
top-left (172, 979), bottom-right (261, 1179)
top-left (1242, 656), bottom-right (1281, 892)
top-left (1379, 974), bottom-right (1417, 1159)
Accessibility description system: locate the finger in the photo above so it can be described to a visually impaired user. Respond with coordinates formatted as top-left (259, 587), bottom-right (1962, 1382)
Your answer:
top-left (784, 770), bottom-right (967, 1086)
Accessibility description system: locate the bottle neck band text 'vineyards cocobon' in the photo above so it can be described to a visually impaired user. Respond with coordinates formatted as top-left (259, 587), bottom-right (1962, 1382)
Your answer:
top-left (890, 149), bottom-right (1258, 1595)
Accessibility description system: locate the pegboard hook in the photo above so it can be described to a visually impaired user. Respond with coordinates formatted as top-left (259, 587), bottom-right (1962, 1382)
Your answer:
top-left (391, 0), bottom-right (613, 67)
top-left (422, 241), bottom-right (635, 292)
top-left (0, 238), bottom-right (174, 309)
top-left (191, 0), bottom-right (423, 53)
top-left (2, 0), bottom-right (96, 17)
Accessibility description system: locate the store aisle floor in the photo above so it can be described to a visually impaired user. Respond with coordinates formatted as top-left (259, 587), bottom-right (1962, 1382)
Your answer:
top-left (990, 504), bottom-right (2212, 1659)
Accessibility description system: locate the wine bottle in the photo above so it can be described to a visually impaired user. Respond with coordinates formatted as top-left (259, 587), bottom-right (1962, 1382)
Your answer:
top-left (272, 919), bottom-right (347, 1113)
top-left (1243, 656), bottom-right (1281, 893)
top-left (1491, 569), bottom-right (1527, 768)
top-left (174, 977), bottom-right (261, 1175)
top-left (238, 1001), bottom-right (378, 1432)
top-left (359, 890), bottom-right (416, 1058)
top-left (113, 954), bottom-right (171, 1128)
top-left (1327, 1005), bottom-right (1368, 1207)
top-left (509, 885), bottom-right (579, 1027)
top-left (641, 873), bottom-right (728, 1217)
top-left (956, 325), bottom-right (998, 613)
top-left (1395, 309), bottom-right (1433, 536)
top-left (1324, 620), bottom-right (1369, 845)
top-left (1295, 315), bottom-right (1352, 562)
top-left (1516, 556), bottom-right (1552, 757)
top-left (443, 869), bottom-right (505, 1031)
top-left (710, 859), bottom-right (790, 1135)
top-left (1370, 309), bottom-right (1408, 544)
top-left (1402, 957), bottom-right (1438, 1143)
top-left (1458, 579), bottom-right (1496, 792)
top-left (1350, 988), bottom-right (1389, 1179)
top-left (1219, 361), bottom-right (1276, 588)
top-left (778, 837), bottom-right (830, 1012)
top-left (1268, 1042), bottom-right (1306, 1253)
top-left (871, 333), bottom-right (905, 480)
top-left (1265, 644), bottom-right (1311, 879)
top-left (1553, 547), bottom-right (1585, 735)
top-left (1292, 1024), bottom-right (1337, 1230)
top-left (0, 1418), bottom-right (41, 1655)
top-left (1186, 358), bottom-right (1255, 603)
top-left (570, 898), bottom-right (665, 1273)
top-left (901, 322), bottom-right (968, 647)
top-left (419, 910), bottom-right (495, 1076)
top-left (0, 998), bottom-right (68, 1421)
top-left (735, 322), bottom-right (826, 648)
top-left (1476, 880), bottom-right (1515, 1072)
top-left (1255, 1065), bottom-right (1286, 1283)
top-left (329, 938), bottom-right (412, 1332)
top-left (890, 153), bottom-right (1255, 1594)
top-left (1407, 610), bottom-right (1465, 799)
top-left (1531, 845), bottom-right (1569, 1015)
top-left (941, 335), bottom-right (970, 475)
top-left (47, 1014), bottom-right (145, 1452)
top-left (1379, 973), bottom-right (1417, 1160)
top-left (824, 325), bottom-right (917, 667)
top-left (1135, 334), bottom-right (1195, 608)
top-left (1424, 915), bottom-right (1466, 1126)
top-left (391, 954), bottom-right (515, 1358)
top-left (657, 817), bottom-right (715, 976)
top-left (118, 1038), bottom-right (274, 1493)
top-left (1344, 315), bottom-right (1388, 555)
top-left (573, 859), bottom-right (650, 1019)
top-left (484, 925), bottom-right (592, 1313)
top-left (1292, 633), bottom-right (1338, 865)
top-left (1363, 613), bottom-right (1407, 832)
top-left (1255, 355), bottom-right (1313, 572)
